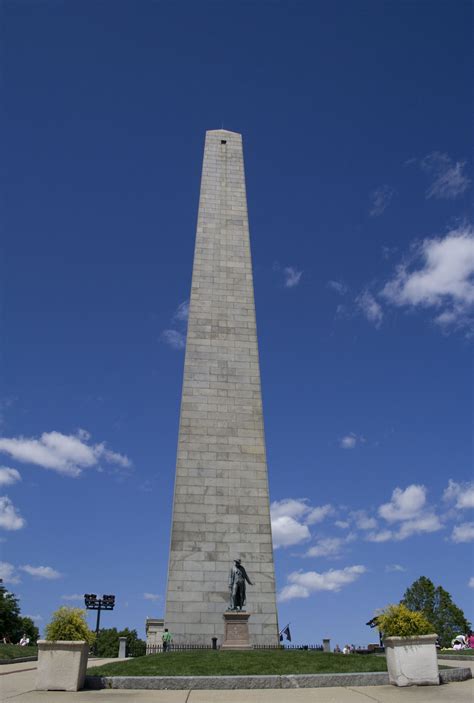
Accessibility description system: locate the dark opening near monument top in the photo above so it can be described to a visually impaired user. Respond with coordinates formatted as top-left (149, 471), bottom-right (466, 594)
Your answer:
top-left (164, 130), bottom-right (279, 646)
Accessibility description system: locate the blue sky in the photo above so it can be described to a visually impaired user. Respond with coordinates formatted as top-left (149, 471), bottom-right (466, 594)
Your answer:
top-left (1, 0), bottom-right (473, 647)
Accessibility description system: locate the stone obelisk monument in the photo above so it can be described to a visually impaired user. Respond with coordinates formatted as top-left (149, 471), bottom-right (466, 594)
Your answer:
top-left (164, 129), bottom-right (279, 646)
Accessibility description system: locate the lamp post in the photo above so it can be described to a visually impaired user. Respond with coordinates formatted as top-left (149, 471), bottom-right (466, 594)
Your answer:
top-left (84, 594), bottom-right (115, 649)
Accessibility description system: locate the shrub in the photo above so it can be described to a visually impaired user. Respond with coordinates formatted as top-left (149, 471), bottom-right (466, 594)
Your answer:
top-left (45, 607), bottom-right (95, 645)
top-left (95, 627), bottom-right (146, 657)
top-left (376, 603), bottom-right (435, 638)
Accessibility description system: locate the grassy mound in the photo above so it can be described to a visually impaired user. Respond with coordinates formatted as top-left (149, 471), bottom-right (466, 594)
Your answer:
top-left (0, 644), bottom-right (38, 660)
top-left (87, 650), bottom-right (388, 677)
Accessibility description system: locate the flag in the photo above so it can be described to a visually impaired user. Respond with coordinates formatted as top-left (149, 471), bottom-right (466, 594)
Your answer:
top-left (279, 624), bottom-right (292, 642)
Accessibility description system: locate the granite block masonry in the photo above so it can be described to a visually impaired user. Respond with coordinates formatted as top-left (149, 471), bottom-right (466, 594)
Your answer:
top-left (164, 129), bottom-right (279, 646)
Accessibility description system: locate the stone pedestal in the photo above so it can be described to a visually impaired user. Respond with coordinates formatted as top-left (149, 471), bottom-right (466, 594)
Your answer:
top-left (384, 634), bottom-right (439, 686)
top-left (118, 637), bottom-right (127, 659)
top-left (36, 640), bottom-right (89, 691)
top-left (221, 612), bottom-right (252, 650)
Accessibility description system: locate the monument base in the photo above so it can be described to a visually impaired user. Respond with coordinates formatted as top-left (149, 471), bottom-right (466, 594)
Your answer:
top-left (221, 611), bottom-right (252, 650)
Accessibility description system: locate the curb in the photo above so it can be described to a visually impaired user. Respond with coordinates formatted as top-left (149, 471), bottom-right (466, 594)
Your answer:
top-left (86, 667), bottom-right (472, 690)
top-left (0, 656), bottom-right (38, 665)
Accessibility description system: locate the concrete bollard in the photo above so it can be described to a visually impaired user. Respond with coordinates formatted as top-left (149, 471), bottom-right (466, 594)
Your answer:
top-left (118, 637), bottom-right (127, 659)
top-left (323, 639), bottom-right (331, 653)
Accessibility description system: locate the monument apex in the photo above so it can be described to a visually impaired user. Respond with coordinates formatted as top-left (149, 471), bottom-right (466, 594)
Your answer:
top-left (164, 129), bottom-right (279, 646)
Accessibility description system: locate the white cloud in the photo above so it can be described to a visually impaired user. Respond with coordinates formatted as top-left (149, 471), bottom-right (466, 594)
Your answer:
top-left (0, 561), bottom-right (20, 584)
top-left (451, 522), bottom-right (474, 543)
top-left (306, 504), bottom-right (334, 525)
top-left (271, 516), bottom-right (310, 549)
top-left (327, 280), bottom-right (348, 295)
top-left (283, 266), bottom-right (303, 288)
top-left (379, 485), bottom-right (427, 522)
top-left (419, 152), bottom-right (471, 200)
top-left (173, 300), bottom-right (189, 323)
top-left (162, 301), bottom-right (189, 350)
top-left (0, 496), bottom-right (26, 530)
top-left (306, 537), bottom-right (344, 558)
top-left (395, 513), bottom-right (442, 540)
top-left (270, 499), bottom-right (334, 548)
top-left (385, 564), bottom-right (406, 573)
top-left (277, 584), bottom-right (309, 601)
top-left (162, 329), bottom-right (186, 350)
top-left (305, 534), bottom-right (355, 559)
top-left (339, 433), bottom-right (365, 449)
top-left (444, 479), bottom-right (474, 509)
top-left (366, 530), bottom-right (393, 543)
top-left (468, 577), bottom-right (474, 588)
top-left (369, 185), bottom-right (395, 217)
top-left (367, 516), bottom-right (442, 542)
top-left (356, 291), bottom-right (383, 328)
top-left (0, 468), bottom-right (21, 486)
top-left (61, 594), bottom-right (84, 601)
top-left (144, 592), bottom-right (161, 601)
top-left (376, 485), bottom-right (442, 540)
top-left (278, 565), bottom-right (366, 601)
top-left (0, 430), bottom-right (131, 478)
top-left (350, 510), bottom-right (377, 531)
top-left (20, 565), bottom-right (62, 580)
top-left (382, 246), bottom-right (398, 260)
top-left (382, 225), bottom-right (474, 333)
top-left (335, 520), bottom-right (350, 529)
top-left (270, 498), bottom-right (309, 521)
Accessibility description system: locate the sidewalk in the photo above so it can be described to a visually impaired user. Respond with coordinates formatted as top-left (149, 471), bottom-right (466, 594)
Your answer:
top-left (1, 659), bottom-right (472, 702)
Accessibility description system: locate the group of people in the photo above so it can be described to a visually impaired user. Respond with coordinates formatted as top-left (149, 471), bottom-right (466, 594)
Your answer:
top-left (1, 634), bottom-right (30, 646)
top-left (333, 644), bottom-right (356, 654)
top-left (452, 631), bottom-right (474, 650)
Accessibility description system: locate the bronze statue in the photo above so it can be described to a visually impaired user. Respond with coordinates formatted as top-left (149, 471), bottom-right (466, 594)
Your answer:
top-left (228, 559), bottom-right (253, 611)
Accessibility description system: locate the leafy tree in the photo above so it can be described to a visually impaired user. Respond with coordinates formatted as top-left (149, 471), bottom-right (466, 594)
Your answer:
top-left (0, 583), bottom-right (21, 641)
top-left (0, 584), bottom-right (40, 644)
top-left (45, 607), bottom-right (95, 645)
top-left (95, 627), bottom-right (120, 657)
top-left (122, 629), bottom-right (146, 657)
top-left (95, 627), bottom-right (146, 657)
top-left (19, 617), bottom-right (39, 645)
top-left (401, 576), bottom-right (470, 647)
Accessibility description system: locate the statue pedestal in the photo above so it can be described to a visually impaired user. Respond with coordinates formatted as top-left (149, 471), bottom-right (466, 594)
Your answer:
top-left (221, 611), bottom-right (252, 650)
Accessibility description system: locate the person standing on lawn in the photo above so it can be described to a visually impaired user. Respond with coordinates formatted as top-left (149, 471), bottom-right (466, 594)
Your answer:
top-left (162, 628), bottom-right (172, 652)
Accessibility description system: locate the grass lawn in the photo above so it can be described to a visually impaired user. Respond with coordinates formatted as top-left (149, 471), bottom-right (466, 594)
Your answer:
top-left (440, 649), bottom-right (474, 656)
top-left (87, 650), bottom-right (388, 677)
top-left (0, 644), bottom-right (38, 660)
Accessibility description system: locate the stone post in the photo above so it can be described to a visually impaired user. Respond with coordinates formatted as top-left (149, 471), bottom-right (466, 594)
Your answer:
top-left (118, 637), bottom-right (127, 659)
top-left (323, 638), bottom-right (331, 653)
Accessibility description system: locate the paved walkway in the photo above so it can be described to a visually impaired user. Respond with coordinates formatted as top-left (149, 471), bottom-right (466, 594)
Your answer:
top-left (1, 658), bottom-right (472, 702)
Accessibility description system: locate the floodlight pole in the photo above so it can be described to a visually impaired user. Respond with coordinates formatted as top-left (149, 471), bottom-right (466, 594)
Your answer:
top-left (94, 601), bottom-right (102, 638)
top-left (84, 594), bottom-right (116, 651)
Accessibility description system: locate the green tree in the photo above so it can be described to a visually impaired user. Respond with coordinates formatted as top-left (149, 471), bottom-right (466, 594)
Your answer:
top-left (121, 628), bottom-right (146, 657)
top-left (0, 583), bottom-right (22, 642)
top-left (95, 627), bottom-right (146, 657)
top-left (401, 576), bottom-right (470, 647)
top-left (18, 617), bottom-right (39, 645)
top-left (95, 627), bottom-right (120, 657)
